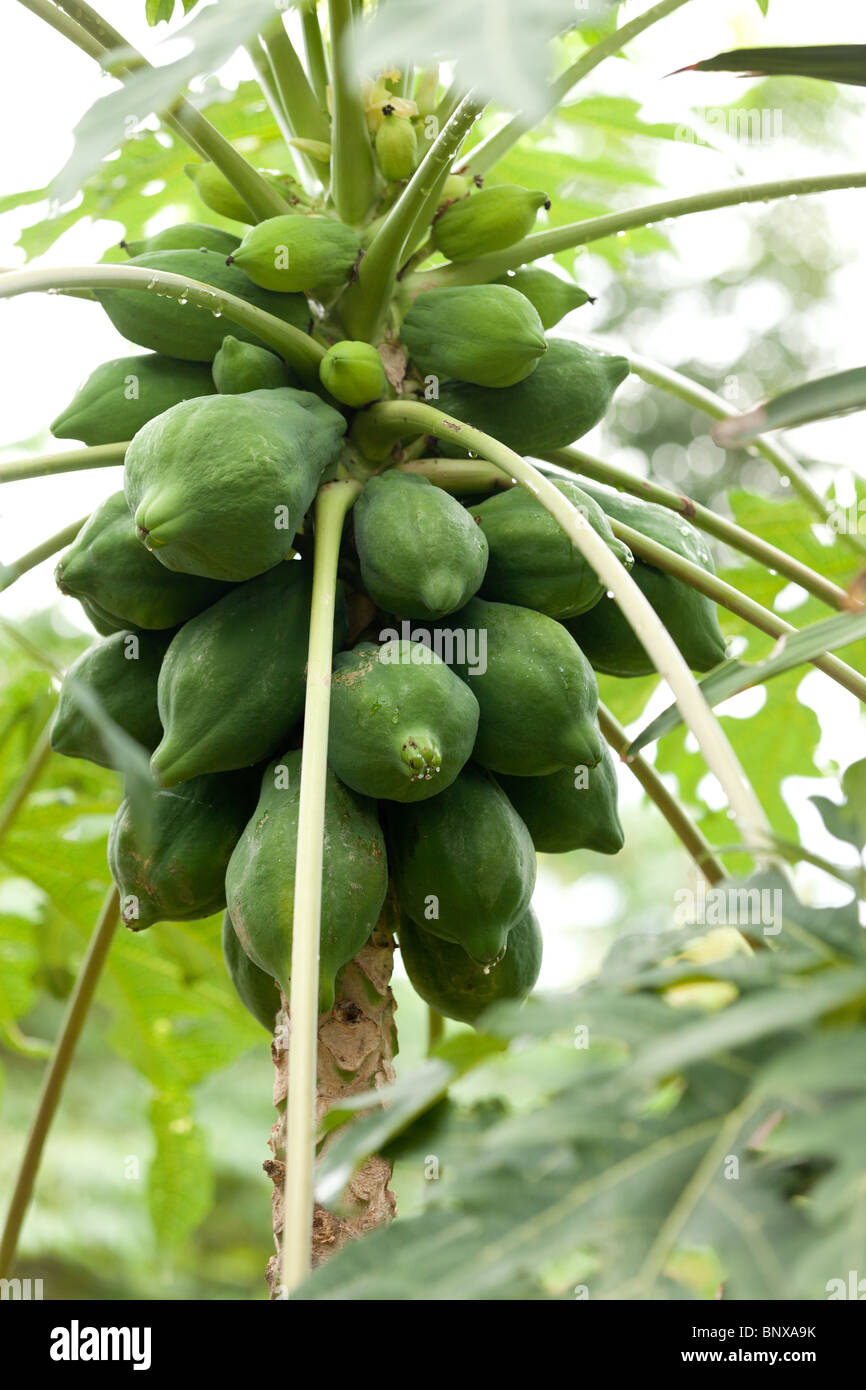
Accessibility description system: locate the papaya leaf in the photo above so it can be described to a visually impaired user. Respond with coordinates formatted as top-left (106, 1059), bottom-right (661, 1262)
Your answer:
top-left (681, 45), bottom-right (866, 89)
top-left (714, 367), bottom-right (866, 447)
top-left (810, 758), bottom-right (866, 855)
top-left (148, 1089), bottom-right (215, 1248)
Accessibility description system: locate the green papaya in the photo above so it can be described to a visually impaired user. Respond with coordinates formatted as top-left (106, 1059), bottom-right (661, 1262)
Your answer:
top-left (497, 748), bottom-right (624, 855)
top-left (184, 162), bottom-right (304, 223)
top-left (222, 911), bottom-right (281, 1033)
top-left (493, 268), bottom-right (591, 330)
top-left (434, 596), bottom-right (603, 776)
top-left (151, 560), bottom-right (338, 786)
top-left (109, 771), bottom-right (256, 931)
top-left (124, 388), bottom-right (347, 581)
top-left (56, 492), bottom-right (232, 630)
top-left (564, 482), bottom-right (727, 675)
top-left (319, 340), bottom-right (386, 407)
top-left (229, 214), bottom-right (361, 294)
top-left (50, 353), bottom-right (216, 447)
top-left (353, 471), bottom-right (489, 619)
top-left (211, 336), bottom-right (294, 393)
top-left (401, 285), bottom-right (546, 389)
top-left (472, 477), bottom-right (633, 618)
top-left (432, 184), bottom-right (550, 261)
top-left (77, 596), bottom-right (131, 637)
top-left (399, 906), bottom-right (542, 1025)
top-left (121, 223), bottom-right (241, 257)
top-left (225, 753), bottom-right (388, 1013)
top-left (385, 763), bottom-right (536, 964)
top-left (375, 108), bottom-right (418, 179)
top-left (50, 629), bottom-right (169, 769)
top-left (436, 338), bottom-right (629, 458)
top-left (328, 640), bottom-right (479, 802)
top-left (93, 250), bottom-right (311, 362)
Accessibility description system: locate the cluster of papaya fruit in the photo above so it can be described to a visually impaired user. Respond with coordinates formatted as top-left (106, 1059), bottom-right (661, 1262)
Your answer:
top-left (47, 160), bottom-right (727, 1032)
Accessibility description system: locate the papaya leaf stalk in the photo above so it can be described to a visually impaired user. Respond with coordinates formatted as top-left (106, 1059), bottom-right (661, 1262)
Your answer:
top-left (328, 0), bottom-right (378, 226)
top-left (0, 444), bottom-right (128, 485)
top-left (0, 516), bottom-right (87, 592)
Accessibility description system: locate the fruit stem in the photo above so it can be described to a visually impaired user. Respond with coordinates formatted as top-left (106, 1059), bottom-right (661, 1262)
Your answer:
top-left (327, 0), bottom-right (378, 226)
top-left (0, 443), bottom-right (128, 485)
top-left (0, 515), bottom-right (87, 592)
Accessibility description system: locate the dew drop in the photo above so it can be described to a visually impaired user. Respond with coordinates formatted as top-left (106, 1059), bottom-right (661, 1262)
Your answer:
top-left (213, 309), bottom-right (222, 318)
top-left (780, 476), bottom-right (791, 488)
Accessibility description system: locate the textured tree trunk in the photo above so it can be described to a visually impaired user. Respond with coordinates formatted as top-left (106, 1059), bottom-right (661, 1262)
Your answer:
top-left (264, 907), bottom-right (398, 1296)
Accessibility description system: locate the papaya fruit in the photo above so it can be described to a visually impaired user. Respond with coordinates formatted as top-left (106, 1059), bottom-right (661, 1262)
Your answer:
top-left (493, 268), bottom-right (591, 330)
top-left (375, 108), bottom-right (418, 179)
top-left (77, 596), bottom-right (129, 638)
top-left (432, 184), bottom-right (550, 261)
top-left (435, 338), bottom-right (629, 458)
top-left (93, 249), bottom-right (311, 362)
top-left (50, 353), bottom-right (216, 447)
top-left (121, 223), bottom-right (241, 257)
top-left (109, 770), bottom-right (257, 931)
top-left (124, 388), bottom-right (347, 582)
top-left (472, 477), bottom-right (633, 618)
top-left (229, 214), bottom-right (361, 294)
top-left (211, 336), bottom-right (294, 393)
top-left (564, 482), bottom-right (727, 675)
top-left (50, 628), bottom-right (169, 769)
top-left (353, 471), bottom-right (488, 619)
top-left (385, 762), bottom-right (536, 964)
top-left (222, 911), bottom-right (281, 1033)
top-left (401, 285), bottom-right (546, 389)
top-left (319, 340), bottom-right (387, 407)
top-left (56, 492), bottom-right (232, 630)
top-left (433, 596), bottom-right (603, 776)
top-left (225, 752), bottom-right (388, 1013)
top-left (151, 560), bottom-right (337, 786)
top-left (184, 162), bottom-right (304, 223)
top-left (328, 639), bottom-right (479, 802)
top-left (399, 906), bottom-right (542, 1025)
top-left (497, 747), bottom-right (624, 855)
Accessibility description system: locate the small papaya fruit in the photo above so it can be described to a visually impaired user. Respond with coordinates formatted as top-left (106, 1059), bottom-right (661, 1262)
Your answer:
top-left (353, 471), bottom-right (488, 619)
top-left (438, 174), bottom-right (473, 207)
top-left (564, 482), bottom-right (727, 675)
top-left (225, 752), bottom-right (388, 1013)
top-left (435, 596), bottom-right (603, 776)
top-left (432, 184), bottom-right (550, 261)
top-left (50, 353), bottom-right (216, 447)
top-left (401, 285), bottom-right (546, 389)
top-left (56, 493), bottom-right (232, 630)
top-left (493, 268), bottom-right (591, 329)
top-left (385, 762), bottom-right (536, 964)
top-left (50, 629), bottom-right (169, 769)
top-left (399, 906), bottom-right (542, 1025)
top-left (328, 639), bottom-right (479, 802)
top-left (375, 107), bottom-right (418, 179)
top-left (121, 222), bottom-right (241, 257)
top-left (229, 214), bottom-right (361, 294)
top-left (497, 748), bottom-right (624, 855)
top-left (222, 911), bottom-right (281, 1033)
top-left (124, 388), bottom-right (347, 582)
top-left (77, 596), bottom-right (130, 637)
top-left (436, 338), bottom-right (629, 457)
top-left (109, 770), bottom-right (257, 931)
top-left (472, 477), bottom-right (633, 618)
top-left (184, 163), bottom-right (303, 223)
top-left (319, 340), bottom-right (386, 407)
top-left (211, 336), bottom-right (294, 393)
top-left (93, 250), bottom-right (311, 362)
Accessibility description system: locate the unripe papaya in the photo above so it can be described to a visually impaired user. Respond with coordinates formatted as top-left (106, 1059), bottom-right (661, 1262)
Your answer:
top-left (401, 285), bottom-right (546, 389)
top-left (385, 762), bottom-right (535, 964)
top-left (399, 906), bottom-right (542, 1025)
top-left (375, 108), bottom-right (418, 179)
top-left (225, 753), bottom-right (388, 1013)
top-left (328, 640), bottom-right (479, 802)
top-left (564, 482), bottom-right (727, 675)
top-left (433, 596), bottom-right (603, 776)
top-left (229, 214), bottom-right (361, 294)
top-left (93, 250), bottom-right (311, 362)
top-left (222, 911), bottom-right (280, 1033)
top-left (211, 336), bottom-right (294, 393)
top-left (50, 629), bottom-right (169, 769)
top-left (497, 748), bottom-right (624, 855)
top-left (109, 770), bottom-right (257, 931)
top-left (353, 471), bottom-right (488, 619)
top-left (436, 338), bottom-right (629, 458)
top-left (56, 493), bottom-right (232, 631)
top-left (124, 388), bottom-right (347, 581)
top-left (432, 184), bottom-right (549, 261)
top-left (78, 596), bottom-right (129, 637)
top-left (494, 268), bottom-right (591, 330)
top-left (472, 477), bottom-right (633, 618)
top-left (319, 340), bottom-right (386, 407)
top-left (122, 223), bottom-right (241, 257)
top-left (184, 163), bottom-right (303, 223)
top-left (438, 174), bottom-right (472, 206)
top-left (50, 353), bottom-right (216, 447)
